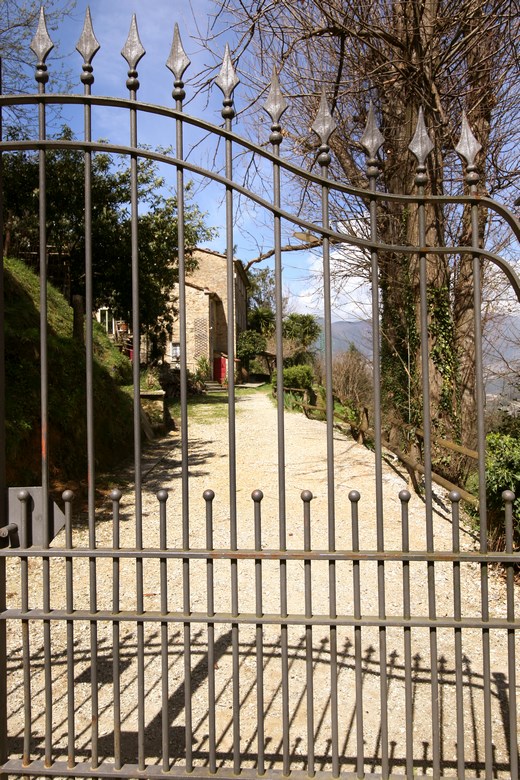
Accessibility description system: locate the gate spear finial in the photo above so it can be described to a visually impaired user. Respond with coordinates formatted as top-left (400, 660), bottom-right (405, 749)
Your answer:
top-left (167, 23), bottom-right (190, 102)
top-left (76, 7), bottom-right (100, 86)
top-left (360, 102), bottom-right (384, 177)
top-left (311, 87), bottom-right (336, 168)
top-left (311, 86), bottom-right (336, 147)
top-left (30, 7), bottom-right (54, 84)
top-left (456, 112), bottom-right (481, 186)
top-left (121, 14), bottom-right (145, 92)
top-left (264, 67), bottom-right (287, 145)
top-left (216, 44), bottom-right (239, 120)
top-left (409, 107), bottom-right (434, 185)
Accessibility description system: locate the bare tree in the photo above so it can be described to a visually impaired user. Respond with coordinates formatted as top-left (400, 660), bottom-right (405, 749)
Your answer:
top-left (0, 0), bottom-right (77, 134)
top-left (198, 0), bottom-right (520, 477)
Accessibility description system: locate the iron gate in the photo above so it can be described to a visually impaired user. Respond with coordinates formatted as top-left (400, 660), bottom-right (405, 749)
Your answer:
top-left (0, 8), bottom-right (519, 780)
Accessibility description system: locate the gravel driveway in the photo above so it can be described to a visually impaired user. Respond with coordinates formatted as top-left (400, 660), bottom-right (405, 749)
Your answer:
top-left (5, 389), bottom-right (519, 777)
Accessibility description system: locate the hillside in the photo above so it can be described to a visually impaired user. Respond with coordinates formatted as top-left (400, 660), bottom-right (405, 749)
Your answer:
top-left (3, 257), bottom-right (134, 487)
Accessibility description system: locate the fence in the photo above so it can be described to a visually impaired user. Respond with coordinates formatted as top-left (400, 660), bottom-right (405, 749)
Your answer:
top-left (0, 7), bottom-right (519, 780)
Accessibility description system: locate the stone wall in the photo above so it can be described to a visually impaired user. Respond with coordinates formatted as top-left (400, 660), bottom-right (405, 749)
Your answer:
top-left (165, 248), bottom-right (249, 378)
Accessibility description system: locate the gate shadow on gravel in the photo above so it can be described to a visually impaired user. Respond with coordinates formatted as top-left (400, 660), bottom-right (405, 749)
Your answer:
top-left (95, 630), bottom-right (233, 764)
top-left (6, 630), bottom-right (517, 775)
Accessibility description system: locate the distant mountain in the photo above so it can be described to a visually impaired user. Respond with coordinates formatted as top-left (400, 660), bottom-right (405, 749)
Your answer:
top-left (483, 312), bottom-right (520, 398)
top-left (315, 318), bottom-right (373, 357)
top-left (314, 312), bottom-right (520, 398)
top-left (331, 319), bottom-right (373, 356)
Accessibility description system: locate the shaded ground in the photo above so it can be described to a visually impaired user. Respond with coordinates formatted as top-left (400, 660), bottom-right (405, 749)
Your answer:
top-left (4, 389), bottom-right (519, 777)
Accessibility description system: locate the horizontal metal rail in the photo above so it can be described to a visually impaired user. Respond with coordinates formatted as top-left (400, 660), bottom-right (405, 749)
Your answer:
top-left (2, 608), bottom-right (519, 630)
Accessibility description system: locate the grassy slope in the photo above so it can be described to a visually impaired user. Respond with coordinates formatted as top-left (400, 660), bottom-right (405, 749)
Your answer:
top-left (4, 257), bottom-right (134, 487)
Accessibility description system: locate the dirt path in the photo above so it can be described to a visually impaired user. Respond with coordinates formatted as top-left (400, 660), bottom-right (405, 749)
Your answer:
top-left (5, 389), bottom-right (519, 777)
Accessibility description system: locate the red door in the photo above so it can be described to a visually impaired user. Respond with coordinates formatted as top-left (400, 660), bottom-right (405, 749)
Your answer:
top-left (213, 355), bottom-right (227, 383)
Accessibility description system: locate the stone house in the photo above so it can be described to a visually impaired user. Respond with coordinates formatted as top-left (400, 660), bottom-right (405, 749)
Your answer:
top-left (165, 248), bottom-right (248, 382)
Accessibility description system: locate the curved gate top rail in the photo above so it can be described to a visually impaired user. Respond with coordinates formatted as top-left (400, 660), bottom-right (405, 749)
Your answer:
top-left (0, 7), bottom-right (519, 780)
top-left (1, 9), bottom-right (519, 261)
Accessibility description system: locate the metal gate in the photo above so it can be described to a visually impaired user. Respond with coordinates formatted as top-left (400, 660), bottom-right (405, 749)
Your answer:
top-left (0, 8), bottom-right (519, 779)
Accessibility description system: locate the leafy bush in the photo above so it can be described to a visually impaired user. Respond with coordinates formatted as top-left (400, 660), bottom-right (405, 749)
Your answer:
top-left (194, 355), bottom-right (211, 382)
top-left (272, 364), bottom-right (314, 391)
top-left (237, 330), bottom-right (267, 367)
top-left (467, 432), bottom-right (520, 548)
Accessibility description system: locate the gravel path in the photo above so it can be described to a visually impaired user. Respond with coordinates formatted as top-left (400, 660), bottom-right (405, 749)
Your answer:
top-left (5, 389), bottom-right (519, 777)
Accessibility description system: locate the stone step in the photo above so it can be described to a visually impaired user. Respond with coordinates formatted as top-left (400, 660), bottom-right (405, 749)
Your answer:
top-left (204, 381), bottom-right (226, 393)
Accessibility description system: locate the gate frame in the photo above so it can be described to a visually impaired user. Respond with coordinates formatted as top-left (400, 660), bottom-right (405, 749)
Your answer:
top-left (0, 8), bottom-right (519, 780)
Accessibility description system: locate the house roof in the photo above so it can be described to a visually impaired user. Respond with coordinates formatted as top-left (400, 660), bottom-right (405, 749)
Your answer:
top-left (185, 279), bottom-right (220, 300)
top-left (192, 247), bottom-right (249, 288)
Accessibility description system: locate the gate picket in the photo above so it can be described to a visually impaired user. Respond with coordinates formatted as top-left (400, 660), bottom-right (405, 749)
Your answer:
top-left (0, 7), bottom-right (519, 780)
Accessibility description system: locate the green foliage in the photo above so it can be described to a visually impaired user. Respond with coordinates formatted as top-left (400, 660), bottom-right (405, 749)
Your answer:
top-left (194, 356), bottom-right (211, 382)
top-left (139, 366), bottom-right (162, 391)
top-left (246, 266), bottom-right (289, 335)
top-left (281, 313), bottom-right (321, 368)
top-left (247, 267), bottom-right (278, 312)
top-left (248, 306), bottom-right (275, 335)
top-left (272, 364), bottom-right (314, 391)
top-left (2, 128), bottom-right (216, 355)
top-left (248, 357), bottom-right (269, 376)
top-left (237, 329), bottom-right (267, 367)
top-left (4, 257), bottom-right (134, 486)
top-left (282, 313), bottom-right (321, 347)
top-left (467, 432), bottom-right (520, 547)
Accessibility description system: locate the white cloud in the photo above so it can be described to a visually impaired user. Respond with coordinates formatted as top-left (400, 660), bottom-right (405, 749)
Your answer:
top-left (287, 243), bottom-right (373, 322)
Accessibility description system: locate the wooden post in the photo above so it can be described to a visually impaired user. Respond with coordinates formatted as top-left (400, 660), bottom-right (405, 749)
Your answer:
top-left (72, 294), bottom-right (85, 344)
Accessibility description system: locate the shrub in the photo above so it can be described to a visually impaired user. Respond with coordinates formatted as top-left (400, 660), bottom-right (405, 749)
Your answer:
top-left (194, 355), bottom-right (211, 382)
top-left (330, 345), bottom-right (372, 408)
top-left (272, 364), bottom-right (314, 391)
top-left (467, 432), bottom-right (520, 549)
top-left (237, 330), bottom-right (267, 368)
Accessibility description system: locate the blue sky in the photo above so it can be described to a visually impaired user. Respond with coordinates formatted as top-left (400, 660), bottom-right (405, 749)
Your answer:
top-left (32, 1), bottom-right (370, 321)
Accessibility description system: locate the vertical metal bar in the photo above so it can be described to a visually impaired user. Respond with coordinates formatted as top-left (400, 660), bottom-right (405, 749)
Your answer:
top-left (468, 177), bottom-right (492, 779)
top-left (268, 103), bottom-right (290, 780)
top-left (503, 490), bottom-right (518, 780)
top-left (111, 490), bottom-right (122, 770)
top-left (63, 490), bottom-right (75, 768)
top-left (220, 75), bottom-right (241, 778)
top-left (172, 32), bottom-right (191, 610)
top-left (171, 52), bottom-right (193, 776)
top-left (157, 489), bottom-right (170, 772)
top-left (318, 152), bottom-right (340, 780)
top-left (349, 490), bottom-right (364, 779)
top-left (34, 49), bottom-right (54, 770)
top-left (124, 46), bottom-right (146, 770)
top-left (183, 548), bottom-right (192, 773)
top-left (416, 170), bottom-right (440, 780)
top-left (367, 156), bottom-right (388, 779)
top-left (399, 489), bottom-right (413, 777)
top-left (18, 491), bottom-right (31, 766)
top-left (0, 55), bottom-right (7, 777)
top-left (449, 491), bottom-right (465, 779)
top-left (252, 490), bottom-right (265, 776)
top-left (302, 491), bottom-right (314, 777)
top-left (80, 42), bottom-right (100, 774)
top-left (204, 490), bottom-right (216, 775)
top-left (81, 22), bottom-right (97, 593)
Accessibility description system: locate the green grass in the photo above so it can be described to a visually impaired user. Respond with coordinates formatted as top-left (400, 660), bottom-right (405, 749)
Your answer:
top-left (169, 392), bottom-right (230, 423)
top-left (168, 384), bottom-right (264, 424)
top-left (4, 257), bottom-right (134, 487)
